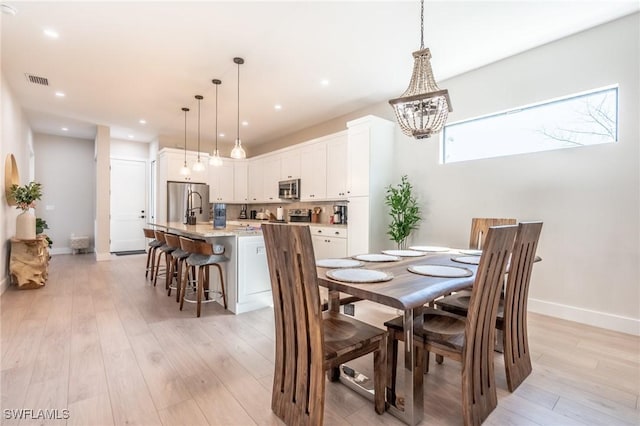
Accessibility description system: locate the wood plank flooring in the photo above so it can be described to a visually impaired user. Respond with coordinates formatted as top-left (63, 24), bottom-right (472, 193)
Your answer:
top-left (1, 253), bottom-right (638, 425)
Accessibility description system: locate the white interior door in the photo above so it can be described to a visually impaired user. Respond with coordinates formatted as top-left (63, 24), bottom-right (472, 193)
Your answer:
top-left (111, 159), bottom-right (147, 252)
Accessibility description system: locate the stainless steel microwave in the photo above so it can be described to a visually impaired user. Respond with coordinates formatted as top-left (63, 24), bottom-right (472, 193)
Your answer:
top-left (278, 178), bottom-right (300, 200)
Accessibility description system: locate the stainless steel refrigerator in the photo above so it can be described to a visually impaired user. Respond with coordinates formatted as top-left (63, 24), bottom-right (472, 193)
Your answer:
top-left (167, 181), bottom-right (210, 224)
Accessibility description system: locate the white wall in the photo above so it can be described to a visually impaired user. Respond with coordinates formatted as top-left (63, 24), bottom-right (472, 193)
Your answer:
top-left (1, 76), bottom-right (34, 293)
top-left (396, 13), bottom-right (639, 334)
top-left (257, 14), bottom-right (640, 335)
top-left (33, 133), bottom-right (95, 255)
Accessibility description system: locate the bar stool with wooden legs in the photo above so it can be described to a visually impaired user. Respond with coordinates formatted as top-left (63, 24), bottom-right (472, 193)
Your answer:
top-left (143, 228), bottom-right (162, 280)
top-left (164, 233), bottom-right (190, 302)
top-left (152, 230), bottom-right (176, 288)
top-left (179, 238), bottom-right (228, 317)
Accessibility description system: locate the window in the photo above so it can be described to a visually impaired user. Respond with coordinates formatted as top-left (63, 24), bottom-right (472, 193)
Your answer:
top-left (442, 85), bottom-right (618, 164)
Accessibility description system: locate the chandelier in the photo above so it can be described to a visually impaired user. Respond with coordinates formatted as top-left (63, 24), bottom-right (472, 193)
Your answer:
top-left (389, 0), bottom-right (452, 139)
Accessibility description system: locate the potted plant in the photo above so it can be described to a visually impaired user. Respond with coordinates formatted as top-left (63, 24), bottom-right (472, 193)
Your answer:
top-left (36, 218), bottom-right (53, 248)
top-left (384, 175), bottom-right (422, 249)
top-left (9, 181), bottom-right (43, 240)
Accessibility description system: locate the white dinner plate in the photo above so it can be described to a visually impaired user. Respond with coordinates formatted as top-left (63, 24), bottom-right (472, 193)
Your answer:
top-left (326, 268), bottom-right (393, 283)
top-left (408, 265), bottom-right (473, 278)
top-left (381, 249), bottom-right (425, 257)
top-left (458, 249), bottom-right (482, 256)
top-left (353, 254), bottom-right (401, 262)
top-left (316, 258), bottom-right (363, 269)
top-left (409, 245), bottom-right (450, 252)
top-left (451, 256), bottom-right (481, 265)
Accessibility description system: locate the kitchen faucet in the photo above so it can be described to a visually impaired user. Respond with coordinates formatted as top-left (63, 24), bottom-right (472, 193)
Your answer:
top-left (186, 189), bottom-right (203, 224)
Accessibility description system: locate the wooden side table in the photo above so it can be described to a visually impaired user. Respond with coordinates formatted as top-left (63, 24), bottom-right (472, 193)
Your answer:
top-left (10, 236), bottom-right (50, 289)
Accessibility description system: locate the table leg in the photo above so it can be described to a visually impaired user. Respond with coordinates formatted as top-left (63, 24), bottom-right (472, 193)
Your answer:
top-left (328, 290), bottom-right (340, 313)
top-left (386, 308), bottom-right (424, 425)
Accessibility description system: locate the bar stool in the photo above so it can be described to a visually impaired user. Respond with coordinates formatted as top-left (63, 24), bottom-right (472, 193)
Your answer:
top-left (152, 230), bottom-right (176, 288)
top-left (143, 228), bottom-right (162, 280)
top-left (179, 237), bottom-right (228, 317)
top-left (164, 233), bottom-right (191, 301)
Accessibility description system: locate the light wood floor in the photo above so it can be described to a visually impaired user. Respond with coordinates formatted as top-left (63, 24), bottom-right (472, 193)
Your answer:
top-left (1, 253), bottom-right (638, 425)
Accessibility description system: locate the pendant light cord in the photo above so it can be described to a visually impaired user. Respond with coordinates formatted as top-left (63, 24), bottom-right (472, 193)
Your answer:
top-left (420, 0), bottom-right (424, 50)
top-left (197, 97), bottom-right (201, 160)
top-left (215, 84), bottom-right (218, 153)
top-left (236, 61), bottom-right (240, 143)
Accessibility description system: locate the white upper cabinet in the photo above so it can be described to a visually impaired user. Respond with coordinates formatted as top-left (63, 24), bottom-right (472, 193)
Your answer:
top-left (247, 159), bottom-right (264, 202)
top-left (280, 150), bottom-right (301, 180)
top-left (234, 161), bottom-right (248, 203)
top-left (300, 143), bottom-right (327, 200)
top-left (162, 149), bottom-right (208, 183)
top-left (263, 156), bottom-right (281, 202)
top-left (325, 133), bottom-right (348, 199)
top-left (346, 125), bottom-right (370, 197)
top-left (208, 159), bottom-right (234, 202)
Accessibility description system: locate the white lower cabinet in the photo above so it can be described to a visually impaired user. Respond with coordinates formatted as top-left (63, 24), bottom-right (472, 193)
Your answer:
top-left (236, 236), bottom-right (272, 313)
top-left (310, 226), bottom-right (347, 259)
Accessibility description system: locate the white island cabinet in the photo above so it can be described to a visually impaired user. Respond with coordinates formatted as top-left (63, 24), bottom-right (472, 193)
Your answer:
top-left (150, 222), bottom-right (272, 314)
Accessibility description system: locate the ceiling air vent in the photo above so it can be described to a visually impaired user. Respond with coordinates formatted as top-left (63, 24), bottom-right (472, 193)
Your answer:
top-left (24, 73), bottom-right (49, 86)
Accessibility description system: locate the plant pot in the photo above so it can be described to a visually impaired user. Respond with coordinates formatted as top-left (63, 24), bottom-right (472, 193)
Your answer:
top-left (16, 210), bottom-right (36, 240)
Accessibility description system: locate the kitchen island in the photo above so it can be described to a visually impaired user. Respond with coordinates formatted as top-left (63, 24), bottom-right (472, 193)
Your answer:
top-left (149, 221), bottom-right (272, 314)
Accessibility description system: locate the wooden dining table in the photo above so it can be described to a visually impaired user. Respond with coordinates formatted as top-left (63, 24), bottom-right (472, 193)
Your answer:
top-left (317, 251), bottom-right (480, 426)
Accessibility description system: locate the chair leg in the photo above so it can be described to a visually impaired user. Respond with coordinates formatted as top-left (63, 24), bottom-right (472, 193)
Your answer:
top-left (436, 354), bottom-right (444, 364)
top-left (179, 264), bottom-right (190, 311)
top-left (152, 251), bottom-right (163, 287)
top-left (166, 255), bottom-right (174, 292)
top-left (386, 332), bottom-right (398, 406)
top-left (173, 260), bottom-right (183, 302)
top-left (145, 247), bottom-right (153, 279)
top-left (374, 336), bottom-right (387, 415)
top-left (214, 264), bottom-right (227, 309)
top-left (196, 267), bottom-right (205, 317)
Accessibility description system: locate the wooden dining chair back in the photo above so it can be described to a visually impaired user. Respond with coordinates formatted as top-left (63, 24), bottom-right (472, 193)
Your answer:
top-left (262, 224), bottom-right (386, 426)
top-left (469, 218), bottom-right (516, 249)
top-left (435, 221), bottom-right (543, 392)
top-left (502, 221), bottom-right (543, 391)
top-left (385, 225), bottom-right (517, 426)
top-left (460, 225), bottom-right (517, 424)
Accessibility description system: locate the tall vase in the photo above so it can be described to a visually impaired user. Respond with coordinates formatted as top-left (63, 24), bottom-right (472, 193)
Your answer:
top-left (16, 209), bottom-right (36, 240)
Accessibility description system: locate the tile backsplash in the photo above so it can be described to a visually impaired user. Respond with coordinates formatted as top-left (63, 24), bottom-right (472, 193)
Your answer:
top-left (209, 201), bottom-right (348, 225)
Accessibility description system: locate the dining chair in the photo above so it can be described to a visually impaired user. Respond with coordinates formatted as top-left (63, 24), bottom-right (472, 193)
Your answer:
top-left (436, 221), bottom-right (543, 392)
top-left (262, 224), bottom-right (387, 426)
top-left (469, 217), bottom-right (516, 249)
top-left (385, 225), bottom-right (517, 426)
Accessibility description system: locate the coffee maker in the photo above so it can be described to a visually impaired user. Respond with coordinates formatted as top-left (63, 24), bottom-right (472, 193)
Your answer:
top-left (332, 205), bottom-right (347, 224)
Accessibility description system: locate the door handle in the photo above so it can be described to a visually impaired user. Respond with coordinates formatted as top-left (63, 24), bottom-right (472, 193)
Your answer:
top-left (140, 215), bottom-right (146, 219)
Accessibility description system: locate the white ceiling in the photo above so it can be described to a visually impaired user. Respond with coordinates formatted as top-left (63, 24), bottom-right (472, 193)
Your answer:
top-left (2, 1), bottom-right (638, 153)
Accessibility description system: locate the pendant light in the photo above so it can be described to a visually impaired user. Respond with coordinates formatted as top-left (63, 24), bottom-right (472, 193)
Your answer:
top-left (179, 107), bottom-right (191, 176)
top-left (192, 95), bottom-right (206, 172)
top-left (230, 57), bottom-right (247, 159)
top-left (389, 0), bottom-right (452, 139)
top-left (209, 79), bottom-right (223, 167)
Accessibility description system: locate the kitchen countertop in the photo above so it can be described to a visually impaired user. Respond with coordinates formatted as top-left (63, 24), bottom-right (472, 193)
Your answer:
top-left (150, 221), bottom-right (263, 237)
top-left (227, 219), bottom-right (348, 229)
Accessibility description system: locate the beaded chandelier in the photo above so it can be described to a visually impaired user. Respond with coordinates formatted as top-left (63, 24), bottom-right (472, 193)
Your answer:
top-left (389, 0), bottom-right (452, 139)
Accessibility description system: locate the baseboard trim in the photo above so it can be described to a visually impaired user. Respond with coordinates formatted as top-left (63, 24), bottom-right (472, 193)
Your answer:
top-left (529, 298), bottom-right (640, 336)
top-left (95, 252), bottom-right (111, 261)
top-left (0, 276), bottom-right (8, 295)
top-left (50, 247), bottom-right (95, 256)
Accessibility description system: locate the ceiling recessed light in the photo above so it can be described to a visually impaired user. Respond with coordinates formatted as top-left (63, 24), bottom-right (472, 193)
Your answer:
top-left (61, 127), bottom-right (68, 131)
top-left (274, 104), bottom-right (282, 110)
top-left (241, 121), bottom-right (249, 126)
top-left (43, 29), bottom-right (59, 39)
top-left (55, 91), bottom-right (65, 97)
top-left (219, 133), bottom-right (225, 137)
top-left (128, 134), bottom-right (134, 139)
top-left (321, 79), bottom-right (330, 86)
top-left (139, 119), bottom-right (146, 125)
